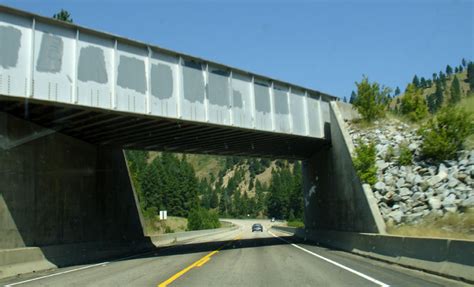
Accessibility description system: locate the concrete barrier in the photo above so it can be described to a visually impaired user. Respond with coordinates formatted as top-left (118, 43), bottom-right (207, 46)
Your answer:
top-left (148, 225), bottom-right (239, 246)
top-left (0, 248), bottom-right (56, 280)
top-left (271, 226), bottom-right (299, 235)
top-left (0, 226), bottom-right (237, 280)
top-left (278, 227), bottom-right (474, 283)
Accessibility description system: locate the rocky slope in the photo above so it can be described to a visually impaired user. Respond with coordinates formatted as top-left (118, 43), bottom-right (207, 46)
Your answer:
top-left (348, 119), bottom-right (474, 226)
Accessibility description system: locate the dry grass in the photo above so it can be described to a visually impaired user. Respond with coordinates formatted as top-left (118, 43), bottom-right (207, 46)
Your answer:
top-left (143, 216), bottom-right (188, 236)
top-left (219, 220), bottom-right (233, 228)
top-left (143, 216), bottom-right (233, 235)
top-left (386, 209), bottom-right (474, 241)
top-left (185, 153), bottom-right (226, 181)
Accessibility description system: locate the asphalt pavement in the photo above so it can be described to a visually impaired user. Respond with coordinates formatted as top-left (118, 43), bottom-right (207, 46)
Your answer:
top-left (1, 219), bottom-right (469, 287)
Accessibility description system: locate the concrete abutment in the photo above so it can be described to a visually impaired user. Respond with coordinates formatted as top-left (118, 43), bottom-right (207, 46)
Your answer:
top-left (303, 102), bottom-right (386, 234)
top-left (0, 112), bottom-right (144, 250)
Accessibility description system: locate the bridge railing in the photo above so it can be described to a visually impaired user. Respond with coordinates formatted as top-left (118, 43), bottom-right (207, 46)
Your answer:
top-left (0, 5), bottom-right (336, 139)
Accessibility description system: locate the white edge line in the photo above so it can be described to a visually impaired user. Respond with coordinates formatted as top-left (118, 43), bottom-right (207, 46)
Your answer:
top-left (4, 262), bottom-right (109, 286)
top-left (268, 230), bottom-right (390, 287)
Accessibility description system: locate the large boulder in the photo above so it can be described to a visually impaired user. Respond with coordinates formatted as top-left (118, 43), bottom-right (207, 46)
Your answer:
top-left (388, 210), bottom-right (404, 223)
top-left (374, 181), bottom-right (386, 192)
top-left (427, 170), bottom-right (448, 187)
top-left (428, 197), bottom-right (442, 210)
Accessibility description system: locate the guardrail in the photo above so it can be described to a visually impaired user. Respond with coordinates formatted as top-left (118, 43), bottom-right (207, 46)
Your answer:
top-left (148, 225), bottom-right (239, 246)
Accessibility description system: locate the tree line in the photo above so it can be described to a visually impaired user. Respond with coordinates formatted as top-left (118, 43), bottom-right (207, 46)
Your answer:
top-left (126, 151), bottom-right (304, 228)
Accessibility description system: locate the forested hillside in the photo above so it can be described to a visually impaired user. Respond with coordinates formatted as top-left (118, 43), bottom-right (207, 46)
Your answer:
top-left (126, 151), bottom-right (304, 224)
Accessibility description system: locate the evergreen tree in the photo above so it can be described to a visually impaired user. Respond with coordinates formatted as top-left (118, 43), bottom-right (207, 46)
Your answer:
top-left (468, 62), bottom-right (474, 91)
top-left (394, 86), bottom-right (401, 96)
top-left (140, 158), bottom-right (163, 213)
top-left (428, 80), bottom-right (444, 113)
top-left (458, 65), bottom-right (463, 73)
top-left (255, 179), bottom-right (266, 215)
top-left (420, 77), bottom-right (426, 88)
top-left (439, 71), bottom-right (446, 82)
top-left (412, 75), bottom-right (420, 88)
top-left (446, 65), bottom-right (453, 76)
top-left (450, 75), bottom-right (462, 105)
top-left (53, 9), bottom-right (73, 22)
top-left (462, 58), bottom-right (467, 67)
top-left (349, 91), bottom-right (356, 104)
top-left (432, 73), bottom-right (437, 82)
top-left (210, 190), bottom-right (219, 209)
top-left (343, 96), bottom-right (347, 103)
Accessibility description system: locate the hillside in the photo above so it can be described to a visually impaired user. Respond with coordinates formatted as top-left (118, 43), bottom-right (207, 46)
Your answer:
top-left (126, 149), bottom-right (302, 222)
top-left (348, 63), bottom-right (474, 239)
top-left (144, 151), bottom-right (278, 196)
top-left (392, 69), bottom-right (472, 111)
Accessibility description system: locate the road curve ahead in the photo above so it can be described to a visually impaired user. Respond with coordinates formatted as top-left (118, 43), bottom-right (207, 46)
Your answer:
top-left (1, 219), bottom-right (468, 287)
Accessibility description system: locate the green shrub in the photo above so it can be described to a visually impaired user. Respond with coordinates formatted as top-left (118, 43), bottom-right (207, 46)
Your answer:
top-left (353, 76), bottom-right (390, 122)
top-left (353, 141), bottom-right (377, 185)
top-left (143, 207), bottom-right (157, 219)
top-left (287, 220), bottom-right (305, 228)
top-left (419, 107), bottom-right (473, 161)
top-left (164, 226), bottom-right (174, 234)
top-left (398, 143), bottom-right (413, 166)
top-left (400, 83), bottom-right (428, 121)
top-left (187, 208), bottom-right (221, 231)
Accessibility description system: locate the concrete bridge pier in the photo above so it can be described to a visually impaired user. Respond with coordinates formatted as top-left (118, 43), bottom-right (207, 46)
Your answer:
top-left (0, 112), bottom-right (144, 250)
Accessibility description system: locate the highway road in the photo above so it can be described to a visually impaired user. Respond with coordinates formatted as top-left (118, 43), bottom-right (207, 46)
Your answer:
top-left (1, 219), bottom-right (468, 287)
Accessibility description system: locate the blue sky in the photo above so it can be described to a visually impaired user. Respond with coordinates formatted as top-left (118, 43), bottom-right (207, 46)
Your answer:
top-left (2, 0), bottom-right (473, 99)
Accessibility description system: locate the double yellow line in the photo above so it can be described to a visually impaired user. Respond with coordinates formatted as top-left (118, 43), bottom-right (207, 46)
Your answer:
top-left (158, 234), bottom-right (242, 287)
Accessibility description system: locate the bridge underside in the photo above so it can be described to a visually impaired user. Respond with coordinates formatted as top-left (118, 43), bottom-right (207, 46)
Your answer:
top-left (0, 95), bottom-right (328, 159)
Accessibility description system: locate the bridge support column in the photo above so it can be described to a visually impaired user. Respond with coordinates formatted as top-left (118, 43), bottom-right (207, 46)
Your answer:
top-left (303, 102), bottom-right (385, 234)
top-left (0, 112), bottom-right (144, 249)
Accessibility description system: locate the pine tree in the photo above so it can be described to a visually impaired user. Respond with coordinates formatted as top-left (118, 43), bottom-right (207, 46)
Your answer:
top-left (439, 71), bottom-right (446, 82)
top-left (394, 86), bottom-right (401, 96)
top-left (427, 80), bottom-right (443, 114)
top-left (462, 58), bottom-right (467, 67)
top-left (255, 179), bottom-right (266, 215)
top-left (468, 62), bottom-right (474, 91)
top-left (446, 65), bottom-right (453, 76)
top-left (210, 190), bottom-right (219, 209)
top-left (432, 73), bottom-right (437, 81)
top-left (420, 77), bottom-right (426, 88)
top-left (455, 67), bottom-right (459, 73)
top-left (450, 75), bottom-right (461, 104)
top-left (53, 9), bottom-right (73, 23)
top-left (349, 91), bottom-right (356, 104)
top-left (430, 80), bottom-right (444, 113)
top-left (343, 96), bottom-right (347, 103)
top-left (412, 75), bottom-right (420, 88)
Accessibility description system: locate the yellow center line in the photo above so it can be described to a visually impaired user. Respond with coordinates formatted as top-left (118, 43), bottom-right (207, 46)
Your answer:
top-left (157, 233), bottom-right (242, 287)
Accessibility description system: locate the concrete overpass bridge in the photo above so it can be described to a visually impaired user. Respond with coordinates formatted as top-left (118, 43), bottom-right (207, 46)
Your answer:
top-left (0, 5), bottom-right (384, 254)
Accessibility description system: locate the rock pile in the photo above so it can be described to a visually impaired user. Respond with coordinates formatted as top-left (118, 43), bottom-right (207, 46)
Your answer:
top-left (348, 120), bottom-right (474, 225)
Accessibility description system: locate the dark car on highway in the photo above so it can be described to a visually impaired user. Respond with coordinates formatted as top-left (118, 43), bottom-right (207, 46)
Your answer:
top-left (252, 223), bottom-right (263, 232)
